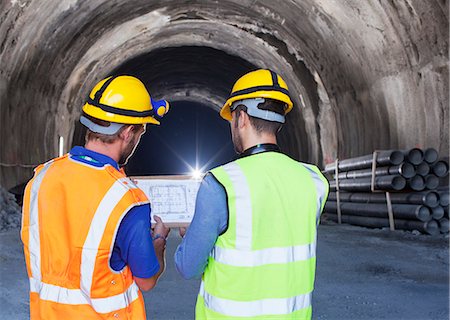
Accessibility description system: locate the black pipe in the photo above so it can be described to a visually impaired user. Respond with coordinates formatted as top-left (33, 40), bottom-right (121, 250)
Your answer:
top-left (335, 163), bottom-right (415, 179)
top-left (439, 190), bottom-right (449, 206)
top-left (407, 175), bottom-right (425, 191)
top-left (431, 160), bottom-right (449, 177)
top-left (324, 201), bottom-right (431, 222)
top-left (403, 148), bottom-right (424, 165)
top-left (415, 162), bottom-right (430, 176)
top-left (329, 175), bottom-right (406, 192)
top-left (438, 218), bottom-right (449, 233)
top-left (431, 206), bottom-right (444, 220)
top-left (425, 174), bottom-right (439, 190)
top-left (324, 150), bottom-right (404, 172)
top-left (327, 191), bottom-right (440, 207)
top-left (323, 213), bottom-right (439, 235)
top-left (424, 148), bottom-right (439, 164)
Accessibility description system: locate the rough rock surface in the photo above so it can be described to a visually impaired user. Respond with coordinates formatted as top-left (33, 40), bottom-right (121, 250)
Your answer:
top-left (0, 0), bottom-right (448, 188)
top-left (0, 185), bottom-right (21, 231)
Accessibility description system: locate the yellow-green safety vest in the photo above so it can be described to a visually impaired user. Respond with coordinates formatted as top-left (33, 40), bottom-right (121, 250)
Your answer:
top-left (196, 151), bottom-right (329, 319)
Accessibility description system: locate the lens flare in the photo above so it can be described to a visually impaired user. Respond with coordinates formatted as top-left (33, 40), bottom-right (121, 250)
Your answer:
top-left (191, 168), bottom-right (203, 180)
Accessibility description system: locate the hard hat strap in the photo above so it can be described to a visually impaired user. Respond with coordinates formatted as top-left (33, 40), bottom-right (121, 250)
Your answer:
top-left (269, 70), bottom-right (280, 87)
top-left (93, 75), bottom-right (118, 102)
top-left (88, 75), bottom-right (155, 118)
top-left (86, 97), bottom-right (154, 117)
top-left (230, 98), bottom-right (285, 123)
top-left (228, 85), bottom-right (290, 99)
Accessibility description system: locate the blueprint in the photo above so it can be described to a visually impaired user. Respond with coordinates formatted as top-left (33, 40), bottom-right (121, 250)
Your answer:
top-left (133, 176), bottom-right (201, 225)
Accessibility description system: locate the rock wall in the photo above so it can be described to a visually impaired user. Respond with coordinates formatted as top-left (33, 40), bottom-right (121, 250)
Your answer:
top-left (0, 0), bottom-right (448, 188)
top-left (0, 185), bottom-right (21, 231)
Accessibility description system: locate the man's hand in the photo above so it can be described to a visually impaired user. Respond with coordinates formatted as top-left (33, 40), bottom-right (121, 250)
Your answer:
top-left (152, 215), bottom-right (170, 240)
top-left (136, 215), bottom-right (170, 292)
top-left (179, 227), bottom-right (187, 238)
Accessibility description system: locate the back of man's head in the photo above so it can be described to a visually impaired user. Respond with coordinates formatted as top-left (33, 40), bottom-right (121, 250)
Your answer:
top-left (234, 98), bottom-right (286, 135)
top-left (220, 69), bottom-right (293, 126)
top-left (79, 75), bottom-right (169, 143)
top-left (82, 112), bottom-right (141, 144)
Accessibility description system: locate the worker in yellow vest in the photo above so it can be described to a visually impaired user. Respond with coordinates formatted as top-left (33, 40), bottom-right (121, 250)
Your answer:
top-left (175, 69), bottom-right (329, 319)
top-left (21, 75), bottom-right (170, 319)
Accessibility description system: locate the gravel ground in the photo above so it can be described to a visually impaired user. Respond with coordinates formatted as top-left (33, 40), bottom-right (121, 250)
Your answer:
top-left (0, 186), bottom-right (21, 231)
top-left (1, 220), bottom-right (448, 320)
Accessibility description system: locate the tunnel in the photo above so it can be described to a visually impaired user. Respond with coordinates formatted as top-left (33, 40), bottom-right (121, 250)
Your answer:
top-left (0, 0), bottom-right (448, 188)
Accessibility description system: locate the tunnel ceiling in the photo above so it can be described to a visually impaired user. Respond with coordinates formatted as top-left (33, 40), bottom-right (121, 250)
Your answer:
top-left (0, 0), bottom-right (448, 188)
top-left (112, 46), bottom-right (257, 110)
top-left (71, 46), bottom-right (259, 147)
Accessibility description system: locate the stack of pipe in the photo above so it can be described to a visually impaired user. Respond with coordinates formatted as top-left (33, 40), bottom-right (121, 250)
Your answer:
top-left (438, 186), bottom-right (449, 234)
top-left (322, 148), bottom-right (449, 235)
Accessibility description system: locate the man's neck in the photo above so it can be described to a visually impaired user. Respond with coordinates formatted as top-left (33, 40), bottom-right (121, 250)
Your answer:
top-left (242, 133), bottom-right (277, 151)
top-left (85, 140), bottom-right (121, 163)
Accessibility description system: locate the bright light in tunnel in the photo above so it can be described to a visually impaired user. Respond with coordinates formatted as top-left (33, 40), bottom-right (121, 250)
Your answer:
top-left (123, 100), bottom-right (236, 176)
top-left (191, 168), bottom-right (203, 180)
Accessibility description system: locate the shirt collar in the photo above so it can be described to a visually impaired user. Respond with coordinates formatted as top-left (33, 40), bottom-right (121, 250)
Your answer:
top-left (237, 143), bottom-right (280, 159)
top-left (69, 146), bottom-right (120, 170)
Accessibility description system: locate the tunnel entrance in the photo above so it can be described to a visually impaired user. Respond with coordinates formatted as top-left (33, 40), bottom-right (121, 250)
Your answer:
top-left (126, 100), bottom-right (235, 176)
top-left (71, 101), bottom-right (236, 176)
top-left (109, 45), bottom-right (258, 107)
top-left (72, 45), bottom-right (257, 175)
top-left (70, 45), bottom-right (325, 173)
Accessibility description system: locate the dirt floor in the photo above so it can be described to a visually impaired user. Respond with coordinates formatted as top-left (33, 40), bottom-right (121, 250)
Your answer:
top-left (1, 222), bottom-right (448, 319)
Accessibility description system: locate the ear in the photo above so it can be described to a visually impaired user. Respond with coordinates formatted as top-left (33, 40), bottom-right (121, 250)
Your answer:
top-left (119, 125), bottom-right (134, 142)
top-left (239, 110), bottom-right (249, 129)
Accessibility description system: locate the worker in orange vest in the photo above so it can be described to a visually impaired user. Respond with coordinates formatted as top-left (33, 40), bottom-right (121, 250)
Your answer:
top-left (21, 75), bottom-right (170, 319)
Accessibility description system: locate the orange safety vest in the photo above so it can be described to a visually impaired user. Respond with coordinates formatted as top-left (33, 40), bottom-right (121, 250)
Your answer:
top-left (21, 154), bottom-right (149, 319)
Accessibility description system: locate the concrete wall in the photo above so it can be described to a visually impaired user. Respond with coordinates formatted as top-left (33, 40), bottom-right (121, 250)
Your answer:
top-left (0, 0), bottom-right (448, 188)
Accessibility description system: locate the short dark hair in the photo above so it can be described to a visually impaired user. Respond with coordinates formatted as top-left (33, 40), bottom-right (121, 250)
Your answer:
top-left (83, 113), bottom-right (141, 144)
top-left (234, 99), bottom-right (285, 134)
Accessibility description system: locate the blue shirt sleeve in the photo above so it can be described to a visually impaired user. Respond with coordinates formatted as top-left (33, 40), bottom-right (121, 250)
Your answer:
top-left (174, 173), bottom-right (228, 279)
top-left (110, 204), bottom-right (160, 278)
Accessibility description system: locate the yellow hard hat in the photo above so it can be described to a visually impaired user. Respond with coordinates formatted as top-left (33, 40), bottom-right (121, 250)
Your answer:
top-left (82, 75), bottom-right (161, 125)
top-left (220, 69), bottom-right (293, 121)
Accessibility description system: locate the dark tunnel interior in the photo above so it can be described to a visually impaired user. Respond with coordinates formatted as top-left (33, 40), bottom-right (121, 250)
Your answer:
top-left (126, 101), bottom-right (235, 176)
top-left (73, 46), bottom-right (258, 175)
top-left (109, 46), bottom-right (257, 101)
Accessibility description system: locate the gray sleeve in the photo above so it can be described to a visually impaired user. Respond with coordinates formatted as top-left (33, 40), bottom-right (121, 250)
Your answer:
top-left (174, 173), bottom-right (228, 279)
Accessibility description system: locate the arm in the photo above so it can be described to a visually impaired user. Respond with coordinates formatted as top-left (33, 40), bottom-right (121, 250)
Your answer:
top-left (134, 215), bottom-right (169, 291)
top-left (111, 206), bottom-right (169, 292)
top-left (174, 173), bottom-right (228, 279)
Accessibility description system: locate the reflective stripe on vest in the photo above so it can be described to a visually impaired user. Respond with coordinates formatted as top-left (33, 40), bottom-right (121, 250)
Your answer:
top-left (211, 242), bottom-right (316, 267)
top-left (302, 163), bottom-right (329, 224)
top-left (200, 282), bottom-right (311, 317)
top-left (223, 162), bottom-right (253, 250)
top-left (29, 278), bottom-right (140, 314)
top-left (80, 178), bottom-right (135, 296)
top-left (27, 161), bottom-right (140, 314)
top-left (28, 163), bottom-right (52, 282)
